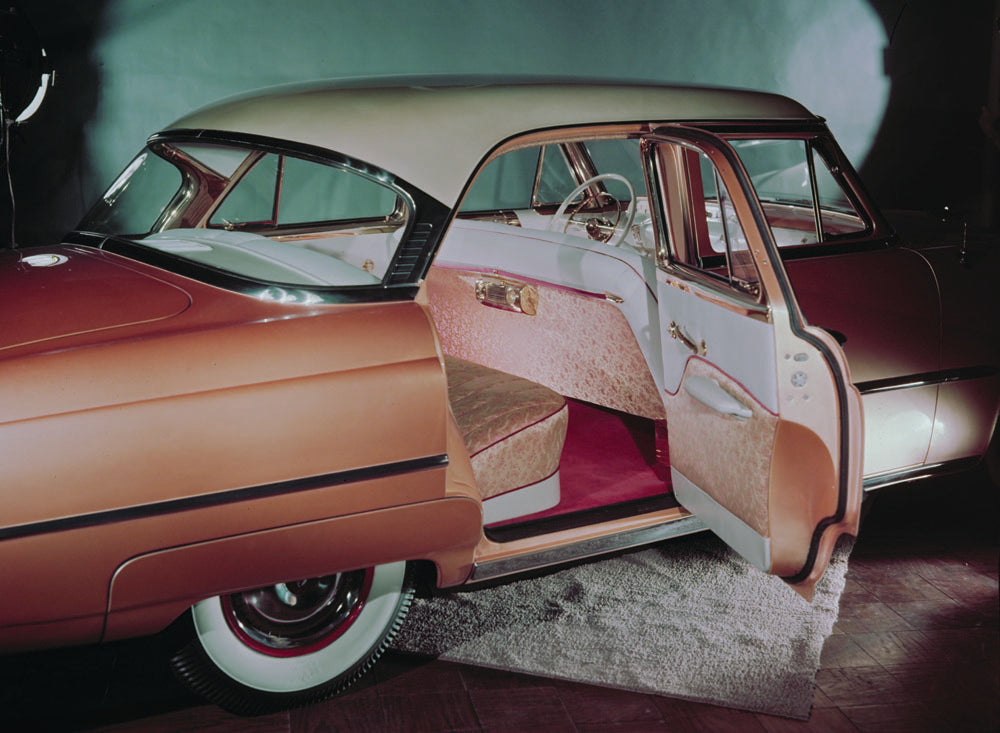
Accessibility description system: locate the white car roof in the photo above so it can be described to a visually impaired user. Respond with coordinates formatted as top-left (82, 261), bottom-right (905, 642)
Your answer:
top-left (167, 79), bottom-right (816, 206)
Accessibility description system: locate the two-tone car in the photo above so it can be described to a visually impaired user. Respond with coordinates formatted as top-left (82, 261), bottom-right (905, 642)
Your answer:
top-left (2, 79), bottom-right (997, 713)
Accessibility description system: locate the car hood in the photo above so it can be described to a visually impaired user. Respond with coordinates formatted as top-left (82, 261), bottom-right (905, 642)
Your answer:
top-left (0, 245), bottom-right (192, 353)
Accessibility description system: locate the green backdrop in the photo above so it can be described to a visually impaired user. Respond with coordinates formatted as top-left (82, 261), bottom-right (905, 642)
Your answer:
top-left (7, 0), bottom-right (995, 245)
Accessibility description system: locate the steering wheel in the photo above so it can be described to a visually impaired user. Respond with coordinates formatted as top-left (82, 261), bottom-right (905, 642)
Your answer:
top-left (547, 173), bottom-right (636, 247)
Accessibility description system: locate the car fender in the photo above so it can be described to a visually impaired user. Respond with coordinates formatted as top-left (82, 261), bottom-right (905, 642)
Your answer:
top-left (103, 491), bottom-right (483, 643)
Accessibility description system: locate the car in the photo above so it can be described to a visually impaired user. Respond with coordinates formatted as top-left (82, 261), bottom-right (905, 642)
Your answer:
top-left (2, 79), bottom-right (997, 714)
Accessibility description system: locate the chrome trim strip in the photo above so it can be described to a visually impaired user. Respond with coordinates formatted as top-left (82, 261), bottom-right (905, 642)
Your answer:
top-left (856, 365), bottom-right (999, 395)
top-left (659, 267), bottom-right (771, 319)
top-left (0, 454), bottom-right (449, 542)
top-left (469, 515), bottom-right (708, 583)
top-left (862, 457), bottom-right (981, 491)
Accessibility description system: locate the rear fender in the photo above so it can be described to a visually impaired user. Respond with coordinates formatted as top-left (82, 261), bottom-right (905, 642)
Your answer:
top-left (104, 494), bottom-right (482, 643)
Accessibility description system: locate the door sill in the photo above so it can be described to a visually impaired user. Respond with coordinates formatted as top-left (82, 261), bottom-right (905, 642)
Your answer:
top-left (470, 512), bottom-right (707, 584)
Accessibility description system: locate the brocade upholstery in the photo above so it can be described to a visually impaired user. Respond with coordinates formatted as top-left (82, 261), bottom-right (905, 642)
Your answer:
top-left (665, 358), bottom-right (777, 537)
top-left (445, 355), bottom-right (568, 500)
top-left (428, 266), bottom-right (665, 420)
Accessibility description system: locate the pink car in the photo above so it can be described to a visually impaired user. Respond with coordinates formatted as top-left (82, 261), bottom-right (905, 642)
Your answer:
top-left (2, 80), bottom-right (997, 714)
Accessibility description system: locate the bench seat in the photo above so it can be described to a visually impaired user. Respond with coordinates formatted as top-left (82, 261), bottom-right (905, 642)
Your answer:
top-left (444, 355), bottom-right (568, 523)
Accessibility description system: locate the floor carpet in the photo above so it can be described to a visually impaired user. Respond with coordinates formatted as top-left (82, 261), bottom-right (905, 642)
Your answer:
top-left (393, 530), bottom-right (854, 720)
top-left (490, 399), bottom-right (670, 526)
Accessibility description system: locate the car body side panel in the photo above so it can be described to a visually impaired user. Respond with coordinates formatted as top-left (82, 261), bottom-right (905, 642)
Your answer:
top-left (860, 386), bottom-right (938, 474)
top-left (0, 285), bottom-right (461, 646)
top-left (0, 466), bottom-right (458, 650)
top-left (919, 246), bottom-right (1000, 374)
top-left (918, 245), bottom-right (1000, 464)
top-left (0, 399), bottom-right (484, 652)
top-left (784, 248), bottom-right (941, 475)
top-left (929, 376), bottom-right (1000, 465)
top-left (1, 303), bottom-right (446, 528)
top-left (103, 493), bottom-right (482, 644)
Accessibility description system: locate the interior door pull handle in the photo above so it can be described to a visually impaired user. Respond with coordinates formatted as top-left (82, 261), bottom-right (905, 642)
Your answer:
top-left (684, 376), bottom-right (753, 420)
top-left (668, 321), bottom-right (707, 356)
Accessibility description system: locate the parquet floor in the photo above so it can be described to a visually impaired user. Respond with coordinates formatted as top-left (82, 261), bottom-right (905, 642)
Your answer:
top-left (3, 474), bottom-right (996, 732)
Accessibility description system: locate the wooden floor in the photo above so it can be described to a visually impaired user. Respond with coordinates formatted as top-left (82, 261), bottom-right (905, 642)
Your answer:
top-left (2, 474), bottom-right (996, 732)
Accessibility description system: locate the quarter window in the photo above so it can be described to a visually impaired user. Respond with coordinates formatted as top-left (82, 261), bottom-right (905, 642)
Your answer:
top-left (212, 154), bottom-right (279, 227)
top-left (210, 153), bottom-right (399, 229)
top-left (535, 145), bottom-right (577, 205)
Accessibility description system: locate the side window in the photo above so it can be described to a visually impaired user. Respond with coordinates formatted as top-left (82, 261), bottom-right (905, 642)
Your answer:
top-left (534, 145), bottom-right (577, 205)
top-left (277, 156), bottom-right (397, 225)
top-left (85, 141), bottom-right (418, 291)
top-left (811, 148), bottom-right (867, 238)
top-left (212, 154), bottom-right (279, 227)
top-left (460, 146), bottom-right (539, 211)
top-left (655, 142), bottom-right (760, 298)
top-left (728, 138), bottom-right (868, 248)
top-left (210, 154), bottom-right (399, 229)
top-left (583, 139), bottom-right (647, 201)
top-left (459, 142), bottom-right (637, 212)
top-left (192, 148), bottom-right (409, 283)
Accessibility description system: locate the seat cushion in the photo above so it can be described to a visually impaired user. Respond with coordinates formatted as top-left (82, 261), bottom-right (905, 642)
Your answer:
top-left (444, 355), bottom-right (568, 500)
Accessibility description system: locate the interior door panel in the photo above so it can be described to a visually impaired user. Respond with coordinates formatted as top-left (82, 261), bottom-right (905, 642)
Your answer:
top-left (665, 356), bottom-right (778, 570)
top-left (649, 127), bottom-right (863, 598)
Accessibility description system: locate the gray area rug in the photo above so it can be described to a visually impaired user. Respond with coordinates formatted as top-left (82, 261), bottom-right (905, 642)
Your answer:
top-left (392, 531), bottom-right (853, 720)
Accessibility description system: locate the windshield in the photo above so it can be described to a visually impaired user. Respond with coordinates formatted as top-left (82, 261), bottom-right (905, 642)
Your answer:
top-left (79, 140), bottom-right (412, 289)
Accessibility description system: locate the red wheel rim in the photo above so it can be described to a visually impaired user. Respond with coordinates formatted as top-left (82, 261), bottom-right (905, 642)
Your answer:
top-left (221, 568), bottom-right (374, 658)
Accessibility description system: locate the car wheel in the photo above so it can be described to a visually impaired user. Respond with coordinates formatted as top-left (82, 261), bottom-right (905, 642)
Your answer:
top-left (170, 562), bottom-right (413, 715)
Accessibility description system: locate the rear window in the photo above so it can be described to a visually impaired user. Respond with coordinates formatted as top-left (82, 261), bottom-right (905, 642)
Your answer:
top-left (80, 141), bottom-right (412, 289)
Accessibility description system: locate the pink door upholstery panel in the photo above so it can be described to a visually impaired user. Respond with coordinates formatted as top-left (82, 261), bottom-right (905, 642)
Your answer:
top-left (428, 266), bottom-right (664, 420)
top-left (664, 357), bottom-right (778, 538)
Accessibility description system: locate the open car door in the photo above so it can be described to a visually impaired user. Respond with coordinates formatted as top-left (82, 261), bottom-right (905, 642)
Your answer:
top-left (644, 127), bottom-right (863, 599)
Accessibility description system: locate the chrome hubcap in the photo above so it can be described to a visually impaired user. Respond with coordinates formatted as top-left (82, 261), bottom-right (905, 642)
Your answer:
top-left (222, 569), bottom-right (372, 656)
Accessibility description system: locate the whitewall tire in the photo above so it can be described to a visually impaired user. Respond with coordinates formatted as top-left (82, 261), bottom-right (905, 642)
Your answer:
top-left (170, 562), bottom-right (413, 714)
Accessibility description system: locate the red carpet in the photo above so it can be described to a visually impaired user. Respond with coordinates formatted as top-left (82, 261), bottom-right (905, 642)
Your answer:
top-left (491, 399), bottom-right (671, 526)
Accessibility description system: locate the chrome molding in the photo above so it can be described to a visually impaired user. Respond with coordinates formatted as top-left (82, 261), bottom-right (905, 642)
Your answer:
top-left (856, 365), bottom-right (999, 395)
top-left (469, 515), bottom-right (708, 583)
top-left (0, 454), bottom-right (449, 542)
top-left (862, 457), bottom-right (981, 491)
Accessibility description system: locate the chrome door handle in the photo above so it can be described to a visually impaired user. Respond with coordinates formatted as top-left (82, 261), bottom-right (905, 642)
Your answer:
top-left (668, 321), bottom-right (707, 356)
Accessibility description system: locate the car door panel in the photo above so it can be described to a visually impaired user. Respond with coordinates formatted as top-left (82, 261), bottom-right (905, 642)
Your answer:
top-left (659, 276), bottom-right (777, 406)
top-left (785, 250), bottom-right (941, 476)
top-left (648, 128), bottom-right (863, 597)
